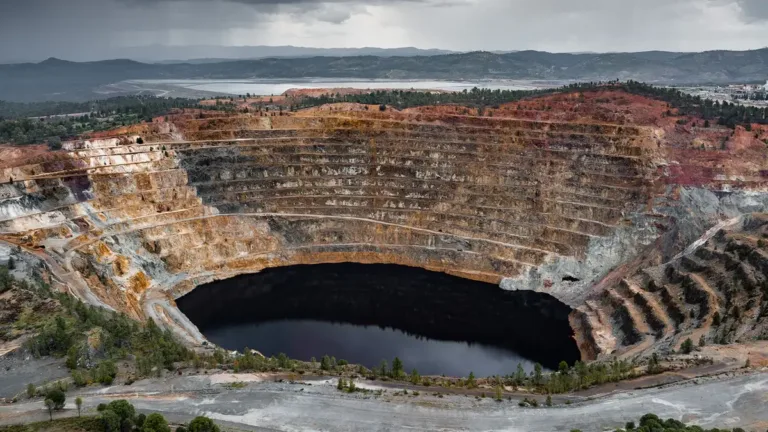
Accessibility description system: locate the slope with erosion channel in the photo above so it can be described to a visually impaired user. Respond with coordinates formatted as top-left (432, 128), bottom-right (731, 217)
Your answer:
top-left (1, 89), bottom-right (768, 362)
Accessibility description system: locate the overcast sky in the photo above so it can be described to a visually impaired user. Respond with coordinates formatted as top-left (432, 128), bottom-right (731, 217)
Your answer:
top-left (0, 0), bottom-right (767, 62)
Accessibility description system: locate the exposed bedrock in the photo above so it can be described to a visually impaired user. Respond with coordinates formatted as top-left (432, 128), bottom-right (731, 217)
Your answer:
top-left (2, 99), bottom-right (768, 361)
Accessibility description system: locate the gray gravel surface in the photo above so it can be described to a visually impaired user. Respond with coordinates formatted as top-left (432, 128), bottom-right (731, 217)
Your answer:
top-left (1, 371), bottom-right (767, 431)
top-left (0, 353), bottom-right (68, 399)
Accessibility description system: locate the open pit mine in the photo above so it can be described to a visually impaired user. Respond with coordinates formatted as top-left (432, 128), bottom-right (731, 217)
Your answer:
top-left (2, 89), bottom-right (768, 367)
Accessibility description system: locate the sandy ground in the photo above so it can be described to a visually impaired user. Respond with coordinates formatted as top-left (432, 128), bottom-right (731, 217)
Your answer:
top-left (1, 370), bottom-right (767, 432)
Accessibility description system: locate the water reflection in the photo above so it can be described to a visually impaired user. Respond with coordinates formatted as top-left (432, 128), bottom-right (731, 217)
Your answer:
top-left (206, 319), bottom-right (538, 377)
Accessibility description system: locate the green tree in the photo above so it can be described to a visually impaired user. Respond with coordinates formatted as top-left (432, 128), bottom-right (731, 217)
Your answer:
top-left (277, 352), bottom-right (290, 369)
top-left (72, 370), bottom-right (89, 387)
top-left (47, 136), bottom-right (62, 150)
top-left (75, 397), bottom-right (83, 417)
top-left (107, 400), bottom-right (136, 422)
top-left (142, 413), bottom-right (170, 432)
top-left (467, 372), bottom-right (477, 388)
top-left (681, 338), bottom-right (694, 354)
top-left (532, 363), bottom-right (543, 386)
top-left (391, 357), bottom-right (404, 378)
top-left (96, 360), bottom-right (118, 384)
top-left (514, 363), bottom-right (526, 386)
top-left (337, 377), bottom-right (346, 390)
top-left (44, 399), bottom-right (55, 421)
top-left (320, 355), bottom-right (331, 371)
top-left (122, 418), bottom-right (135, 432)
top-left (188, 416), bottom-right (220, 432)
top-left (699, 335), bottom-right (706, 347)
top-left (494, 385), bottom-right (503, 402)
top-left (26, 383), bottom-right (35, 399)
top-left (409, 369), bottom-right (421, 385)
top-left (102, 410), bottom-right (121, 432)
top-left (0, 266), bottom-right (11, 293)
top-left (46, 388), bottom-right (66, 410)
top-left (546, 395), bottom-right (553, 406)
top-left (648, 353), bottom-right (661, 374)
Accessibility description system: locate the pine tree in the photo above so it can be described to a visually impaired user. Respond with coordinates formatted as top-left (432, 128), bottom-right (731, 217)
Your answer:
top-left (467, 372), bottom-right (477, 388)
top-left (532, 363), bottom-right (543, 386)
top-left (391, 357), bottom-right (404, 378)
top-left (320, 355), bottom-right (331, 371)
top-left (515, 363), bottom-right (526, 386)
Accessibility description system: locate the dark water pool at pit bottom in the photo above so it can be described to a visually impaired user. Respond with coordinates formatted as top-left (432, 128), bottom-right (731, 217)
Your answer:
top-left (204, 319), bottom-right (541, 377)
top-left (177, 263), bottom-right (580, 377)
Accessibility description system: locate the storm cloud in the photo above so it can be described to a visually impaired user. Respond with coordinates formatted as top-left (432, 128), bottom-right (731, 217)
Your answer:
top-left (737, 0), bottom-right (768, 21)
top-left (0, 0), bottom-right (766, 63)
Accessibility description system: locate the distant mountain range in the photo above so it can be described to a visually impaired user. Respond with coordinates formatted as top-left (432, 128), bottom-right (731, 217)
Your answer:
top-left (145, 45), bottom-right (456, 64)
top-left (1, 48), bottom-right (767, 102)
top-left (0, 45), bottom-right (457, 64)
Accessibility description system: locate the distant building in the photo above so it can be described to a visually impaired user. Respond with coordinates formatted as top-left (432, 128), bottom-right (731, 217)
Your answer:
top-left (764, 80), bottom-right (768, 91)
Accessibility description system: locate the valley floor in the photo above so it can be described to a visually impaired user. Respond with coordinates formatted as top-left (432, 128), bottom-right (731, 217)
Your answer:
top-left (1, 370), bottom-right (767, 432)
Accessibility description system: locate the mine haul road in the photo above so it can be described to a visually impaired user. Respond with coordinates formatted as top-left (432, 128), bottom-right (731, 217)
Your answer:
top-left (1, 371), bottom-right (767, 432)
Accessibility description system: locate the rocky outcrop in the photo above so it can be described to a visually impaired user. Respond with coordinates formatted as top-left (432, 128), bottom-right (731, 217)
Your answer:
top-left (2, 90), bottom-right (768, 360)
top-left (573, 213), bottom-right (768, 359)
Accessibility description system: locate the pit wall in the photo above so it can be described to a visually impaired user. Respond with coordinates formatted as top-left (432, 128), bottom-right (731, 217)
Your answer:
top-left (2, 109), bottom-right (768, 360)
